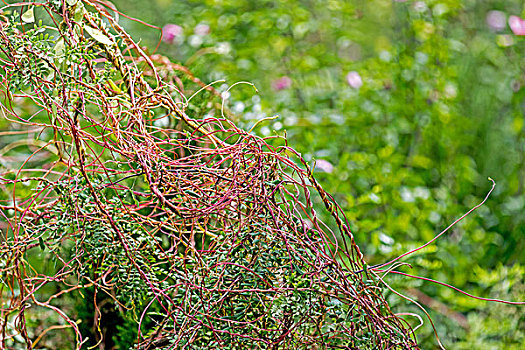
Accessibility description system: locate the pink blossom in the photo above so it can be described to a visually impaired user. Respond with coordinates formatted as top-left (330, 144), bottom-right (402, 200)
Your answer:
top-left (315, 159), bottom-right (334, 173)
top-left (486, 11), bottom-right (506, 31)
top-left (346, 71), bottom-right (363, 89)
top-left (195, 24), bottom-right (210, 36)
top-left (162, 24), bottom-right (183, 44)
top-left (509, 15), bottom-right (525, 35)
top-left (272, 76), bottom-right (292, 91)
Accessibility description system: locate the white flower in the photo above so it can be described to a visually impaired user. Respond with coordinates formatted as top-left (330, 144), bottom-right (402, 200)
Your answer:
top-left (216, 42), bottom-right (231, 55)
top-left (346, 71), bottom-right (363, 89)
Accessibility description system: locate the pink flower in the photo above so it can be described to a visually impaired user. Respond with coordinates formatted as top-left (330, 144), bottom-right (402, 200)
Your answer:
top-left (272, 76), bottom-right (292, 91)
top-left (509, 16), bottom-right (525, 35)
top-left (346, 71), bottom-right (363, 89)
top-left (486, 11), bottom-right (506, 31)
top-left (315, 159), bottom-right (334, 173)
top-left (162, 24), bottom-right (183, 44)
top-left (195, 24), bottom-right (210, 36)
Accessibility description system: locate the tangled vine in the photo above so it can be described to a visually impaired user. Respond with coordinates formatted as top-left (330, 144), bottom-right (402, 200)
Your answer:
top-left (1, 1), bottom-right (520, 349)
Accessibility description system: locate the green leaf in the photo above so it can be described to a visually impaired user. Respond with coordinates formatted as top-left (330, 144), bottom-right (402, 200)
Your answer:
top-left (21, 7), bottom-right (35, 23)
top-left (39, 236), bottom-right (45, 251)
top-left (108, 79), bottom-right (124, 94)
top-left (54, 38), bottom-right (65, 57)
top-left (74, 2), bottom-right (86, 22)
top-left (84, 25), bottom-right (113, 45)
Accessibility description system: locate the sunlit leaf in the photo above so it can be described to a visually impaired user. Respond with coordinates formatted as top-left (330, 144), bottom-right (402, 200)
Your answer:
top-left (21, 7), bottom-right (34, 23)
top-left (84, 25), bottom-right (113, 45)
top-left (74, 2), bottom-right (86, 22)
top-left (108, 79), bottom-right (124, 94)
top-left (54, 38), bottom-right (65, 57)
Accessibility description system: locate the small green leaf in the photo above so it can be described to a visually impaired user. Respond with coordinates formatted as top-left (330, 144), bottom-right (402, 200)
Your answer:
top-left (38, 236), bottom-right (45, 251)
top-left (21, 7), bottom-right (35, 23)
top-left (108, 79), bottom-right (123, 94)
top-left (54, 38), bottom-right (65, 57)
top-left (74, 2), bottom-right (86, 22)
top-left (84, 25), bottom-right (113, 45)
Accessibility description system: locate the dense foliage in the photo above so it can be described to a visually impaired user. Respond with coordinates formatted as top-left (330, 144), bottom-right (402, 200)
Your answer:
top-left (0, 0), bottom-right (524, 349)
top-left (112, 0), bottom-right (525, 347)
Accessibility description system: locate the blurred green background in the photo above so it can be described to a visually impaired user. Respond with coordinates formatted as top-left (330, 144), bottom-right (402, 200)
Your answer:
top-left (1, 0), bottom-right (524, 348)
top-left (110, 0), bottom-right (524, 347)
